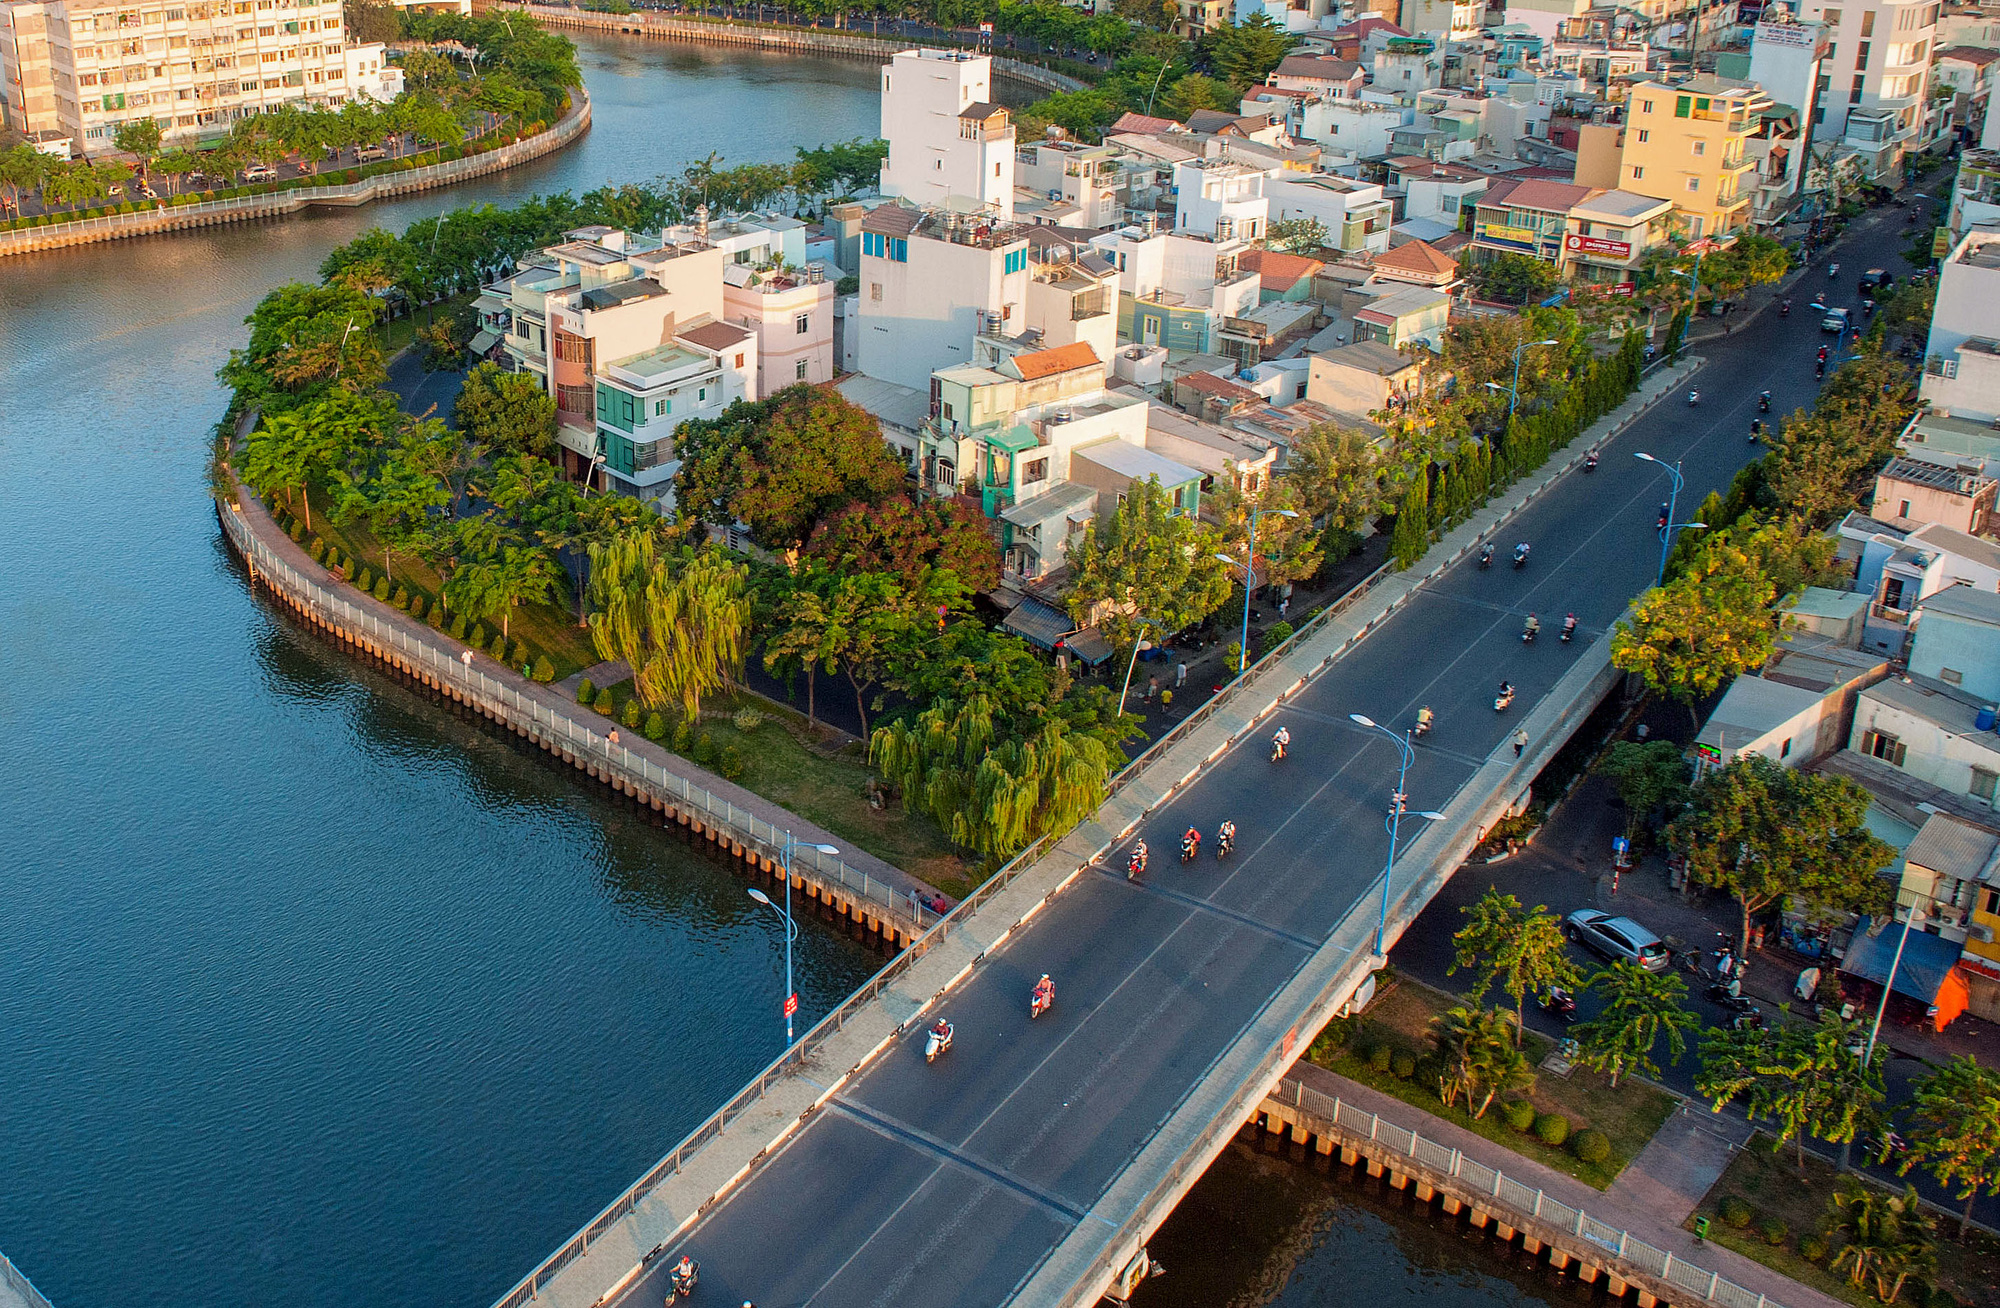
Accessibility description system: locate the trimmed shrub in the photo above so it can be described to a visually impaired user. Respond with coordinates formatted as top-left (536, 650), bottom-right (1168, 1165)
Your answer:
top-left (1572, 1129), bottom-right (1610, 1164)
top-left (1798, 1234), bottom-right (1828, 1262)
top-left (1718, 1195), bottom-right (1754, 1229)
top-left (356, 568), bottom-right (374, 593)
top-left (672, 719), bottom-right (694, 754)
top-left (310, 538), bottom-right (327, 562)
top-left (1758, 1218), bottom-right (1787, 1247)
top-left (576, 677), bottom-right (595, 704)
top-left (532, 656), bottom-right (555, 683)
top-left (719, 745), bottom-right (745, 780)
top-left (429, 605), bottom-right (446, 630)
top-left (620, 698), bottom-right (642, 730)
top-left (1535, 1113), bottom-right (1572, 1146)
top-left (732, 707), bottom-right (765, 732)
top-left (490, 631), bottom-right (510, 659)
top-left (340, 558), bottom-right (357, 582)
top-left (288, 520), bottom-right (305, 542)
top-left (692, 731), bottom-right (718, 766)
top-left (392, 585), bottom-right (409, 609)
top-left (406, 596), bottom-right (425, 621)
top-left (372, 577), bottom-right (391, 601)
top-left (450, 613), bottom-right (467, 639)
top-left (1390, 1051), bottom-right (1416, 1080)
top-left (1502, 1099), bottom-right (1537, 1133)
top-left (1259, 620), bottom-right (1295, 655)
top-left (642, 711), bottom-right (666, 741)
top-left (469, 624), bottom-right (486, 649)
top-left (1367, 1043), bottom-right (1394, 1073)
top-left (593, 686), bottom-right (616, 716)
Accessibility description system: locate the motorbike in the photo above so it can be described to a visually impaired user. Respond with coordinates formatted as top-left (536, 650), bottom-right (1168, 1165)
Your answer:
top-left (1493, 687), bottom-right (1515, 713)
top-left (1539, 989), bottom-right (1578, 1022)
top-left (925, 1022), bottom-right (954, 1064)
top-left (1829, 262), bottom-right (1840, 278)
top-left (1216, 830), bottom-right (1234, 861)
top-left (1271, 733), bottom-right (1289, 763)
top-left (1758, 392), bottom-right (1771, 413)
top-left (1687, 389), bottom-right (1700, 407)
top-left (667, 1260), bottom-right (700, 1303)
top-left (1412, 712), bottom-right (1433, 738)
top-left (1816, 360), bottom-right (1827, 379)
top-left (1780, 299), bottom-right (1792, 317)
top-left (1560, 621), bottom-right (1576, 643)
top-left (1583, 452), bottom-right (1598, 472)
top-left (1478, 543), bottom-right (1494, 569)
top-left (1180, 834), bottom-right (1200, 863)
top-left (1749, 420), bottom-right (1763, 444)
top-left (1030, 986), bottom-right (1053, 1021)
top-left (1126, 847), bottom-right (1147, 880)
top-left (1512, 546), bottom-right (1529, 570)
top-left (1521, 622), bottom-right (1538, 645)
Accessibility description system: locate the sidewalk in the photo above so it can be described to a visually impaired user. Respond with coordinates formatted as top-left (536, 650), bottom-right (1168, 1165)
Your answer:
top-left (1293, 1061), bottom-right (1849, 1308)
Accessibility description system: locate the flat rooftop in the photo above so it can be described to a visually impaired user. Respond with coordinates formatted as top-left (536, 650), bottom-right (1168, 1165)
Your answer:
top-left (609, 342), bottom-right (713, 385)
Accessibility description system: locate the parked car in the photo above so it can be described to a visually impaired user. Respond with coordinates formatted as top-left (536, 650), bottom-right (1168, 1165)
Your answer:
top-left (242, 163), bottom-right (278, 182)
top-left (1859, 268), bottom-right (1894, 298)
top-left (1563, 910), bottom-right (1671, 972)
top-left (1820, 306), bottom-right (1851, 334)
top-left (355, 145), bottom-right (389, 163)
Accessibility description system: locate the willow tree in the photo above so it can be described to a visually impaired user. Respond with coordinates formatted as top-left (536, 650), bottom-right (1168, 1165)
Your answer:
top-left (870, 693), bottom-right (1116, 862)
top-left (587, 531), bottom-right (750, 722)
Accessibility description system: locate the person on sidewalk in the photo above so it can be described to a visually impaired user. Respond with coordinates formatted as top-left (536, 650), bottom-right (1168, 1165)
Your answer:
top-left (1175, 661), bottom-right (1187, 689)
top-left (1513, 728), bottom-right (1529, 758)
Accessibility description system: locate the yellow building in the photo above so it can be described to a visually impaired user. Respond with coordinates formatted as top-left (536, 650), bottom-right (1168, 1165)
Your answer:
top-left (1616, 75), bottom-right (1770, 240)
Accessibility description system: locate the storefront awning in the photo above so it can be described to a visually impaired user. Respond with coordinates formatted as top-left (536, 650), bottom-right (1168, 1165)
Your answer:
top-left (1841, 915), bottom-right (1965, 1007)
top-left (1001, 596), bottom-right (1074, 651)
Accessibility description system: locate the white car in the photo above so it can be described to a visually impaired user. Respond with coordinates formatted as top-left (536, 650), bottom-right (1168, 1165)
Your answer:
top-left (243, 164), bottom-right (278, 182)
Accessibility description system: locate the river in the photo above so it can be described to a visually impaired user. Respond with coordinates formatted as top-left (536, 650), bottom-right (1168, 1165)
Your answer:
top-left (0, 29), bottom-right (1566, 1308)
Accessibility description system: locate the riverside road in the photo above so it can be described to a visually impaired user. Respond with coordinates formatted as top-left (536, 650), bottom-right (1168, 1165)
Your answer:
top-left (606, 212), bottom-right (1910, 1308)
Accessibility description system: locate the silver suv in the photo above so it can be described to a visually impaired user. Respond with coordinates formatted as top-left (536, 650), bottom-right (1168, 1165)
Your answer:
top-left (1564, 909), bottom-right (1671, 972)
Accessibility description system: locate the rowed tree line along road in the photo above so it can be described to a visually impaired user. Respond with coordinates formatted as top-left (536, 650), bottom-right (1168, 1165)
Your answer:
top-left (558, 222), bottom-right (1912, 1308)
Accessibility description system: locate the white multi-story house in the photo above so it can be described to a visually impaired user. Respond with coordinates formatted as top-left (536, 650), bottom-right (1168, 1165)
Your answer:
top-left (1399, 0), bottom-right (1485, 41)
top-left (878, 47), bottom-right (1015, 220)
top-left (1267, 53), bottom-right (1367, 101)
top-left (0, 0), bottom-right (371, 155)
top-left (1294, 95), bottom-right (1412, 160)
top-left (1922, 223), bottom-right (2000, 423)
top-left (1013, 135), bottom-right (1126, 230)
top-left (855, 201), bottom-right (1032, 393)
top-left (1173, 157), bottom-right (1270, 242)
top-left (1090, 223), bottom-right (1261, 354)
top-left (1266, 171), bottom-right (1393, 253)
top-left (1794, 0), bottom-right (1939, 179)
top-left (663, 209), bottom-right (836, 396)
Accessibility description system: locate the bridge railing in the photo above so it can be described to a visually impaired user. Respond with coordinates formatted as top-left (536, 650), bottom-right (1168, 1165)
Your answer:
top-left (1285, 1080), bottom-right (1785, 1308)
top-left (488, 830), bottom-right (1057, 1308)
top-left (0, 1253), bottom-right (55, 1308)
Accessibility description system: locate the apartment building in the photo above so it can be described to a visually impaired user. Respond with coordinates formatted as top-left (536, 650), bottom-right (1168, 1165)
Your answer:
top-left (0, 0), bottom-right (368, 155)
top-left (1266, 171), bottom-right (1393, 254)
top-left (1562, 188), bottom-right (1675, 284)
top-left (661, 210), bottom-right (836, 397)
top-left (1173, 157), bottom-right (1270, 242)
top-left (1617, 75), bottom-right (1770, 239)
top-left (1014, 135), bottom-right (1125, 231)
top-left (491, 225), bottom-right (750, 505)
top-left (1398, 0), bottom-right (1485, 40)
top-left (878, 48), bottom-right (1015, 221)
top-left (1091, 223), bottom-right (1262, 355)
top-left (1470, 176), bottom-right (1602, 267)
top-left (855, 201), bottom-right (1032, 393)
top-left (1795, 0), bottom-right (1939, 177)
top-left (1921, 224), bottom-right (2000, 421)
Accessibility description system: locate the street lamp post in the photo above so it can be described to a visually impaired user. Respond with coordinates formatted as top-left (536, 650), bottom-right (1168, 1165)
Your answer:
top-left (748, 832), bottom-right (839, 1045)
top-left (1864, 907), bottom-right (1924, 1065)
top-left (1505, 338), bottom-right (1561, 425)
top-left (1673, 254), bottom-right (1705, 355)
top-left (1634, 451), bottom-right (1708, 587)
top-left (1117, 617), bottom-right (1157, 718)
top-left (1216, 507), bottom-right (1298, 675)
top-left (1350, 713), bottom-right (1446, 960)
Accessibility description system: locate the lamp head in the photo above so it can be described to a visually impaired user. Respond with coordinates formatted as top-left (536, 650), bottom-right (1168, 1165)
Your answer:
top-left (1634, 451), bottom-right (1658, 464)
top-left (1273, 508), bottom-right (1299, 519)
top-left (1349, 712), bottom-right (1377, 728)
top-left (748, 888), bottom-right (773, 907)
top-left (809, 843), bottom-right (839, 855)
top-left (1215, 553), bottom-right (1240, 567)
top-left (1418, 810), bottom-right (1447, 821)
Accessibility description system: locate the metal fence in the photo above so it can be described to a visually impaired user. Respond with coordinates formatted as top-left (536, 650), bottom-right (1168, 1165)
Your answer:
top-left (216, 500), bottom-right (920, 933)
top-left (0, 1253), bottom-right (55, 1308)
top-left (1278, 1079), bottom-right (1786, 1308)
top-left (0, 89), bottom-right (589, 256)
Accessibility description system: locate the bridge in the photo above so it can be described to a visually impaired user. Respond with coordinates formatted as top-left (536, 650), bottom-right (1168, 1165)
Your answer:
top-left (487, 223), bottom-right (1880, 1308)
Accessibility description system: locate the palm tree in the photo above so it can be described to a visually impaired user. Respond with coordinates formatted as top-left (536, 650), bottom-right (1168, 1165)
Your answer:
top-left (1827, 1179), bottom-right (1935, 1305)
top-left (1573, 962), bottom-right (1698, 1087)
top-left (1430, 1005), bottom-right (1532, 1118)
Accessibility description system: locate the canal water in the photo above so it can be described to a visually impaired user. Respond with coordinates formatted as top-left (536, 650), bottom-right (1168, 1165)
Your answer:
top-left (0, 30), bottom-right (1565, 1308)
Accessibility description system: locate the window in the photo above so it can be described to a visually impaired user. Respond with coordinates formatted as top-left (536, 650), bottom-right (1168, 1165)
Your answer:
top-left (933, 158), bottom-right (943, 170)
top-left (1899, 499), bottom-right (1912, 518)
top-left (889, 237), bottom-right (907, 263)
top-left (1003, 248), bottom-right (1027, 275)
top-left (1973, 767), bottom-right (1998, 803)
top-left (1780, 737), bottom-right (1793, 759)
top-left (1691, 139), bottom-right (1705, 156)
top-left (1687, 177), bottom-right (1701, 193)
top-left (734, 353), bottom-right (745, 368)
top-left (1861, 10), bottom-right (1874, 36)
top-left (869, 282), bottom-right (882, 302)
top-left (1676, 95), bottom-right (1691, 117)
top-left (1637, 128), bottom-right (1649, 143)
top-left (862, 230), bottom-right (885, 259)
top-left (1856, 42), bottom-right (1870, 68)
top-left (1023, 457), bottom-right (1048, 483)
top-left (1823, 7), bottom-right (1842, 26)
top-left (1851, 76), bottom-right (1865, 102)
top-left (1631, 165), bottom-right (1645, 180)
top-left (795, 312), bottom-right (810, 334)
top-left (556, 383), bottom-right (594, 418)
top-left (1863, 730), bottom-right (1907, 767)
top-left (795, 359), bottom-right (808, 381)
top-left (1639, 99), bottom-right (1654, 114)
top-left (654, 398), bottom-right (672, 416)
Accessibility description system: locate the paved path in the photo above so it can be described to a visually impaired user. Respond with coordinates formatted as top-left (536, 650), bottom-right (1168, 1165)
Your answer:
top-left (1298, 1064), bottom-right (1845, 1308)
top-left (557, 658), bottom-right (630, 699)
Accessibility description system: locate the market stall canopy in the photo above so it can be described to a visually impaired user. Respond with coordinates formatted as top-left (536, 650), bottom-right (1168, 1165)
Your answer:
top-left (1840, 915), bottom-right (1970, 1029)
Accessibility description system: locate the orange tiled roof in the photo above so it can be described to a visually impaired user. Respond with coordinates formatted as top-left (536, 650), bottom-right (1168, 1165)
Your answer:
top-left (1011, 341), bottom-right (1100, 380)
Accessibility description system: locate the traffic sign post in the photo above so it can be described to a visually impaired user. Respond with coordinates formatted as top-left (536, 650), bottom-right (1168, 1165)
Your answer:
top-left (784, 993), bottom-right (799, 1018)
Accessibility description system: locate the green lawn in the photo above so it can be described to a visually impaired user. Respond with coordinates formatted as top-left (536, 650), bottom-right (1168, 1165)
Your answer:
top-left (286, 506), bottom-right (600, 680)
top-left (1307, 976), bottom-right (1677, 1190)
top-left (1690, 1135), bottom-right (2000, 1308)
top-left (575, 680), bottom-right (971, 892)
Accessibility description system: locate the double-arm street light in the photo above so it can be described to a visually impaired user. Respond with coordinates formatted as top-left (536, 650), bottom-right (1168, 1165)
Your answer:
top-left (1482, 338), bottom-right (1561, 425)
top-left (1215, 507), bottom-right (1299, 675)
top-left (748, 832), bottom-right (839, 1044)
top-left (1635, 451), bottom-right (1708, 587)
top-left (1349, 713), bottom-right (1446, 962)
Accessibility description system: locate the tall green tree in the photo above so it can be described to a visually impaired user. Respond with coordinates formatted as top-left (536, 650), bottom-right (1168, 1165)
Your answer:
top-left (1827, 1179), bottom-right (1936, 1305)
top-left (1202, 14), bottom-right (1293, 91)
top-left (1610, 537), bottom-right (1779, 715)
top-left (588, 532), bottom-right (750, 722)
top-left (1450, 888), bottom-right (1580, 1045)
top-left (1267, 216), bottom-right (1330, 254)
top-left (446, 544), bottom-right (558, 639)
top-left (1286, 421), bottom-right (1388, 556)
top-left (1598, 739), bottom-right (1691, 846)
top-left (455, 360), bottom-right (557, 458)
top-left (1695, 1013), bottom-right (1885, 1170)
top-left (114, 117), bottom-right (163, 170)
top-left (1572, 963), bottom-right (1697, 1087)
top-left (1667, 755), bottom-right (1895, 949)
top-left (1896, 1055), bottom-right (2000, 1236)
top-left (1429, 1005), bottom-right (1533, 1118)
top-left (1064, 476), bottom-right (1233, 649)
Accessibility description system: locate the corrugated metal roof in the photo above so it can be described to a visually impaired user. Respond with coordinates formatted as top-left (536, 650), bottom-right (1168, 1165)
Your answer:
top-left (1905, 812), bottom-right (2000, 884)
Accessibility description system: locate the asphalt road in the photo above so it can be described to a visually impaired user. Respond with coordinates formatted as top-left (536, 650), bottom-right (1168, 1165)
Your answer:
top-left (605, 208), bottom-right (1917, 1308)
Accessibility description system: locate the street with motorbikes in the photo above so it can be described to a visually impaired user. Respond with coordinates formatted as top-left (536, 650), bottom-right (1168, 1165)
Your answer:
top-left (610, 207), bottom-right (1925, 1308)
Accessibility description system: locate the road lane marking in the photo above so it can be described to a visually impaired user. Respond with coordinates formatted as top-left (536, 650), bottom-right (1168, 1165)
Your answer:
top-left (1088, 867), bottom-right (1319, 950)
top-left (828, 1098), bottom-right (1101, 1225)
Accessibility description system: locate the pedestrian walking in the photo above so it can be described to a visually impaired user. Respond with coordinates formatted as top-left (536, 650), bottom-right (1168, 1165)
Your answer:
top-left (1512, 728), bottom-right (1528, 757)
top-left (1277, 595), bottom-right (1290, 619)
top-left (1175, 661), bottom-right (1187, 689)
top-left (1146, 675), bottom-right (1158, 702)
top-left (461, 650), bottom-right (472, 668)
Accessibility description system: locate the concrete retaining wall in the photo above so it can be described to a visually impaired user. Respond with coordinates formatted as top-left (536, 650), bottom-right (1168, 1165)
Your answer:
top-left (0, 86), bottom-right (590, 259)
top-left (487, 2), bottom-right (1087, 93)
top-left (1250, 1076), bottom-right (1791, 1308)
top-left (214, 488), bottom-right (931, 950)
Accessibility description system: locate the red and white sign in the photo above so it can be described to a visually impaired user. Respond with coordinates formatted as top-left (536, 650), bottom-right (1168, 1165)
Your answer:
top-left (1685, 237), bottom-right (1721, 255)
top-left (1565, 233), bottom-right (1633, 259)
top-left (784, 993), bottom-right (799, 1017)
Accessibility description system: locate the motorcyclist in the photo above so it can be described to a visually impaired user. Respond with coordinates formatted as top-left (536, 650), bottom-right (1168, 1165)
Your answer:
top-left (1758, 390), bottom-right (1771, 411)
top-left (1033, 974), bottom-right (1054, 1012)
top-left (1658, 501), bottom-right (1670, 530)
top-left (1561, 613), bottom-right (1577, 640)
top-left (1584, 451), bottom-right (1598, 471)
top-left (1415, 705), bottom-right (1435, 733)
top-left (1749, 418), bottom-right (1764, 441)
top-left (1216, 820), bottom-right (1236, 855)
top-left (1479, 542), bottom-right (1495, 567)
top-left (1128, 840), bottom-right (1148, 876)
top-left (1181, 825), bottom-right (1201, 859)
top-left (1817, 344), bottom-right (1829, 362)
top-left (671, 1256), bottom-right (699, 1298)
top-left (1495, 680), bottom-right (1515, 709)
top-left (1513, 541), bottom-right (1530, 563)
top-left (1523, 613), bottom-right (1540, 640)
top-left (1829, 261), bottom-right (1840, 277)
top-left (1388, 789), bottom-right (1408, 816)
top-left (1780, 298), bottom-right (1792, 315)
top-left (1687, 388), bottom-right (1700, 406)
top-left (931, 1017), bottom-right (953, 1045)
top-left (1271, 725), bottom-right (1291, 760)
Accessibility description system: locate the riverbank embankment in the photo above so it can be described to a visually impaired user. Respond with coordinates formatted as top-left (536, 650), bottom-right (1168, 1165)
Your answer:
top-left (0, 87), bottom-right (591, 261)
top-left (215, 469), bottom-right (943, 950)
top-left (485, 2), bottom-right (1088, 94)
